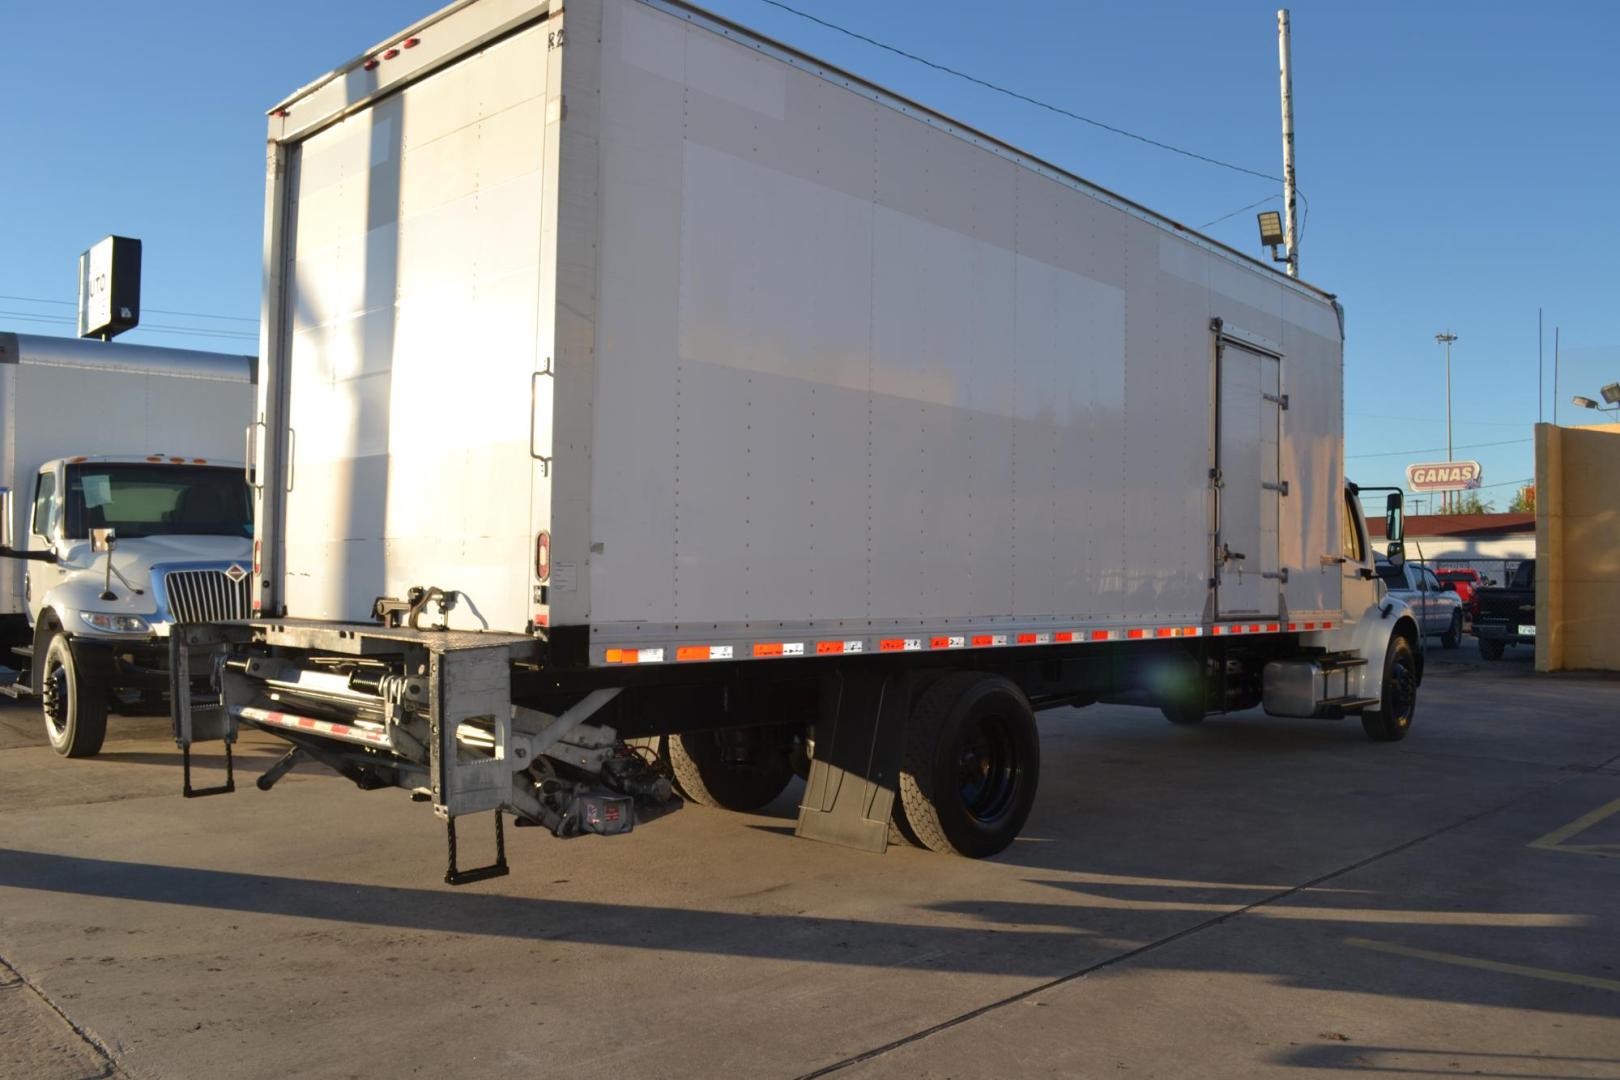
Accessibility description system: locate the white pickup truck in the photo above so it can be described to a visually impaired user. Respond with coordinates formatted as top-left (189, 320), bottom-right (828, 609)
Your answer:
top-left (0, 332), bottom-right (255, 758)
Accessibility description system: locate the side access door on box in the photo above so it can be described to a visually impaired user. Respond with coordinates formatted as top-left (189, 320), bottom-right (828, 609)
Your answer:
top-left (1213, 331), bottom-right (1284, 620)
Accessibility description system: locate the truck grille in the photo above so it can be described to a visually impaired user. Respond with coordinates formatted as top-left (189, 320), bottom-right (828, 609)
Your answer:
top-left (163, 568), bottom-right (251, 624)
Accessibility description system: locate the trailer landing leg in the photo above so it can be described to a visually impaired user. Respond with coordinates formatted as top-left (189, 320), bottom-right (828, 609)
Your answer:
top-left (445, 812), bottom-right (509, 887)
top-left (796, 669), bottom-right (910, 853)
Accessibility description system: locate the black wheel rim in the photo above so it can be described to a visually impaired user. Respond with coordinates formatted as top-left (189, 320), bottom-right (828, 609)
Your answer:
top-left (956, 712), bottom-right (1019, 824)
top-left (1387, 655), bottom-right (1417, 727)
top-left (42, 657), bottom-right (68, 738)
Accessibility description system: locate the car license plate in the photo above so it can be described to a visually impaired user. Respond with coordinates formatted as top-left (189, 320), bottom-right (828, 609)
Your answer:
top-left (1518, 624), bottom-right (1536, 637)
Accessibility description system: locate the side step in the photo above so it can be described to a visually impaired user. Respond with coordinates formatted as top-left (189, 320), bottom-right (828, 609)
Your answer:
top-left (12, 644), bottom-right (34, 660)
top-left (1319, 696), bottom-right (1380, 711)
top-left (0, 680), bottom-right (34, 700)
top-left (1315, 653), bottom-right (1368, 673)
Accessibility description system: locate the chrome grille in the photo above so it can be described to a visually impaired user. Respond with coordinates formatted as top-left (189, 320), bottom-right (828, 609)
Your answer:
top-left (163, 568), bottom-right (251, 624)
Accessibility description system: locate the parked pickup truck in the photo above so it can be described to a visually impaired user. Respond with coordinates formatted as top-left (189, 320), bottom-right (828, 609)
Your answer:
top-left (1472, 560), bottom-right (1536, 660)
top-left (1436, 567), bottom-right (1488, 622)
top-left (1376, 557), bottom-right (1465, 649)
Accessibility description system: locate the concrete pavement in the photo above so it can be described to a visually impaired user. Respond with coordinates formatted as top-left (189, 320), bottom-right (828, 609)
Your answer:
top-left (1, 651), bottom-right (1617, 1078)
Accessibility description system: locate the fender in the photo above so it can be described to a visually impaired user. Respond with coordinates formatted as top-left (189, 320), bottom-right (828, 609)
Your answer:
top-left (1311, 595), bottom-right (1422, 709)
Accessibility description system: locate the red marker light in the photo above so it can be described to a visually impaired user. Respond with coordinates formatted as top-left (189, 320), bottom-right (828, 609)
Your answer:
top-left (402, 36), bottom-right (420, 48)
top-left (535, 530), bottom-right (551, 582)
top-left (383, 48), bottom-right (399, 60)
top-left (363, 58), bottom-right (380, 71)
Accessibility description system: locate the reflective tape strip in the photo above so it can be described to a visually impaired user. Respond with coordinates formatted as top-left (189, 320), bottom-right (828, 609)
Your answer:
top-left (677, 645), bottom-right (735, 661)
top-left (234, 705), bottom-right (392, 748)
top-left (606, 647), bottom-right (665, 664)
top-left (599, 618), bottom-right (1330, 666)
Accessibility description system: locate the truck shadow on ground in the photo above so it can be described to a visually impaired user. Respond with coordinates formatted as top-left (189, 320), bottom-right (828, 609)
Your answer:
top-left (2, 846), bottom-right (1616, 1023)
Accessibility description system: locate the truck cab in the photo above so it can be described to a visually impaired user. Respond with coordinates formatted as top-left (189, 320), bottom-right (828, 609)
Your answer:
top-left (2, 455), bottom-right (253, 756)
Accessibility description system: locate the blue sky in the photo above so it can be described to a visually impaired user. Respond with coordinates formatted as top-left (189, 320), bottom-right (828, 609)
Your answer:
top-left (5, 1), bottom-right (1616, 506)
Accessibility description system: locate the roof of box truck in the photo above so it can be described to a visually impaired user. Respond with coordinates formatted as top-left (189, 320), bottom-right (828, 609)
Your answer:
top-left (0, 332), bottom-right (256, 383)
top-left (267, 0), bottom-right (1335, 305)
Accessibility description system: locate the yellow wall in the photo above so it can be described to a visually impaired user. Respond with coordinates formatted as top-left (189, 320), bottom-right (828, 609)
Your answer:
top-left (1536, 422), bottom-right (1620, 671)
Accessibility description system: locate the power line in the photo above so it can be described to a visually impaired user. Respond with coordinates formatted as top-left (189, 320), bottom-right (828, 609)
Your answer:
top-left (1200, 194), bottom-right (1278, 230)
top-left (1346, 437), bottom-right (1532, 460)
top-left (0, 309), bottom-right (257, 343)
top-left (753, 0), bottom-right (1298, 189)
top-left (0, 293), bottom-right (257, 324)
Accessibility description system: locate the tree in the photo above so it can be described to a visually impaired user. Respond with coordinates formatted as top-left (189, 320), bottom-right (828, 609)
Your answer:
top-left (1438, 490), bottom-right (1494, 515)
top-left (1509, 484), bottom-right (1536, 513)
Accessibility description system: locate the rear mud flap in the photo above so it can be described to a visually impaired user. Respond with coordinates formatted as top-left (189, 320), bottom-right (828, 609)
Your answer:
top-left (795, 669), bottom-right (911, 853)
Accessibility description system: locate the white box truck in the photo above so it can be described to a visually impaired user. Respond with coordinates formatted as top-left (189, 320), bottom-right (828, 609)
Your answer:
top-left (0, 331), bottom-right (257, 762)
top-left (172, 0), bottom-right (1423, 882)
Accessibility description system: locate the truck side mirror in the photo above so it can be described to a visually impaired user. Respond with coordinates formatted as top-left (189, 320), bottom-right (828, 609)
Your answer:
top-left (91, 527), bottom-right (118, 554)
top-left (0, 487), bottom-right (11, 550)
top-left (1384, 492), bottom-right (1404, 543)
top-left (1386, 541), bottom-right (1405, 568)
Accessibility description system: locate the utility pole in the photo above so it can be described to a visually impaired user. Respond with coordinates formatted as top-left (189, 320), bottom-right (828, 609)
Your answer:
top-left (1277, 10), bottom-right (1299, 278)
top-left (1554, 327), bottom-right (1561, 425)
top-left (1436, 331), bottom-right (1458, 511)
top-left (1538, 308), bottom-right (1544, 424)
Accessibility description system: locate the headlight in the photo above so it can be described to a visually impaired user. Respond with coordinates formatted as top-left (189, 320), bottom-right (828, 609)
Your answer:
top-left (80, 612), bottom-right (152, 634)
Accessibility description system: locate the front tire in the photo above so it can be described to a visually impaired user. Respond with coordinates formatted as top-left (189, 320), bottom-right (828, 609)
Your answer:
top-left (40, 632), bottom-right (108, 759)
top-left (1361, 636), bottom-right (1418, 743)
top-left (898, 673), bottom-right (1040, 858)
top-left (1441, 612), bottom-right (1462, 650)
top-left (667, 727), bottom-right (795, 811)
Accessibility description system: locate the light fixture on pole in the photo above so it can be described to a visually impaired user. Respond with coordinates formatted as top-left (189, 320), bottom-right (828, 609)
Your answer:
top-left (1435, 331), bottom-right (1458, 510)
top-left (1257, 211), bottom-right (1287, 265)
top-left (1572, 386), bottom-right (1620, 421)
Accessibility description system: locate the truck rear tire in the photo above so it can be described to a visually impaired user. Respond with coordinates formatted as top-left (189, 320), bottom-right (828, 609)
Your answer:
top-left (898, 673), bottom-right (1039, 858)
top-left (1361, 636), bottom-right (1417, 743)
top-left (1441, 612), bottom-right (1462, 650)
top-left (667, 728), bottom-right (794, 812)
top-left (1478, 638), bottom-right (1505, 661)
top-left (40, 633), bottom-right (108, 759)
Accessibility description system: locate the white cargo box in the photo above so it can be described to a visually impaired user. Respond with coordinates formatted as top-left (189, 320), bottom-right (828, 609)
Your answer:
top-left (258, 0), bottom-right (1345, 669)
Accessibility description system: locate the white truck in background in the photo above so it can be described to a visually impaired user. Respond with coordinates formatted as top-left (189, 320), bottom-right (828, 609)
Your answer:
top-left (0, 332), bottom-right (256, 763)
top-left (171, 0), bottom-right (1422, 883)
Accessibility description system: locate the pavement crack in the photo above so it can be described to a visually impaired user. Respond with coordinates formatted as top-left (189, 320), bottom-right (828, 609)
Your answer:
top-left (792, 778), bottom-right (1563, 1080)
top-left (0, 950), bottom-right (128, 1079)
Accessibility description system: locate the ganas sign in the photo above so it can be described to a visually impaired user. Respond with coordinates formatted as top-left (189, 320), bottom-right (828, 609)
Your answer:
top-left (1405, 460), bottom-right (1482, 492)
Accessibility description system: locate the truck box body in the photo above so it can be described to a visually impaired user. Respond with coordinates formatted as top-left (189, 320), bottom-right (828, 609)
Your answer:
top-left (261, 0), bottom-right (1346, 668)
top-left (0, 332), bottom-right (256, 615)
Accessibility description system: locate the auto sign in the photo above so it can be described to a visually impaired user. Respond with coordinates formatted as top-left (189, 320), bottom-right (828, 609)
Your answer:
top-left (1405, 460), bottom-right (1483, 492)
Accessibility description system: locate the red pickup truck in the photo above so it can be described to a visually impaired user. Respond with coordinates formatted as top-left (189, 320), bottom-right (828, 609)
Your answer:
top-left (1436, 567), bottom-right (1488, 620)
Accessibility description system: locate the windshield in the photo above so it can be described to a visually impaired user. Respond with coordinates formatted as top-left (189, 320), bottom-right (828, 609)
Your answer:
top-left (63, 463), bottom-right (251, 540)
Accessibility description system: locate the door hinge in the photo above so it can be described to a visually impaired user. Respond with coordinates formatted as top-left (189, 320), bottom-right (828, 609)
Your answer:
top-left (1262, 480), bottom-right (1290, 495)
top-left (1261, 568), bottom-right (1290, 582)
top-left (1263, 392), bottom-right (1289, 409)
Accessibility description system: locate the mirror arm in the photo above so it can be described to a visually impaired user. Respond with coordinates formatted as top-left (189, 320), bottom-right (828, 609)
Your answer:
top-left (0, 546), bottom-right (57, 563)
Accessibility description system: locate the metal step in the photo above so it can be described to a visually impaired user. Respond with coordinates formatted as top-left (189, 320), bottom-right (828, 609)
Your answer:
top-left (1319, 695), bottom-right (1379, 711)
top-left (0, 680), bottom-right (35, 700)
top-left (11, 644), bottom-right (33, 660)
top-left (1315, 653), bottom-right (1368, 673)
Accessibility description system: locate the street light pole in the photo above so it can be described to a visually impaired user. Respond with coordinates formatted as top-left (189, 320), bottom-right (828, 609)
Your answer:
top-left (1436, 331), bottom-right (1458, 511)
top-left (1277, 10), bottom-right (1299, 278)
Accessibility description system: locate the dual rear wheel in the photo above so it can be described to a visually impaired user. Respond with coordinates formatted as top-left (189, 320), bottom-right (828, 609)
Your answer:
top-left (654, 672), bottom-right (1042, 860)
